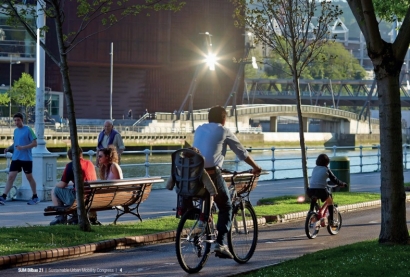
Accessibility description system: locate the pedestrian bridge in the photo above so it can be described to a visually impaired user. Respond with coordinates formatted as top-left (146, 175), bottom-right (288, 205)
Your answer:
top-left (244, 78), bottom-right (410, 107)
top-left (155, 104), bottom-right (379, 134)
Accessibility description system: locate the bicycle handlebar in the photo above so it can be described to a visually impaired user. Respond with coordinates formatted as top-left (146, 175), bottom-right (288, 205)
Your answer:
top-left (327, 180), bottom-right (347, 188)
top-left (326, 184), bottom-right (339, 189)
top-left (220, 168), bottom-right (263, 177)
top-left (221, 168), bottom-right (252, 175)
top-left (327, 183), bottom-right (347, 189)
top-left (220, 168), bottom-right (262, 197)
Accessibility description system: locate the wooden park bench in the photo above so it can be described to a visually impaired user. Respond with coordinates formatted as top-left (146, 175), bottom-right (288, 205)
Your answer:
top-left (44, 176), bottom-right (164, 224)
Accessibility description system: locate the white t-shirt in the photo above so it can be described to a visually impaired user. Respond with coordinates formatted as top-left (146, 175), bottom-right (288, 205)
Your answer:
top-left (193, 122), bottom-right (248, 168)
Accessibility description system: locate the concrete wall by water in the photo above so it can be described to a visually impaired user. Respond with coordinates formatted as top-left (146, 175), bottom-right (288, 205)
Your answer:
top-left (263, 132), bottom-right (337, 146)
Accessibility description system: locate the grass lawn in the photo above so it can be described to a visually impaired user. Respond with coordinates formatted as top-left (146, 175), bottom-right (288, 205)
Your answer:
top-left (254, 192), bottom-right (380, 216)
top-left (239, 186), bottom-right (410, 277)
top-left (239, 240), bottom-right (410, 277)
top-left (0, 217), bottom-right (180, 256)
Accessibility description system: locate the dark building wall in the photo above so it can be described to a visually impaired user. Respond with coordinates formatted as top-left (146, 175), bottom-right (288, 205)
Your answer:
top-left (44, 0), bottom-right (243, 119)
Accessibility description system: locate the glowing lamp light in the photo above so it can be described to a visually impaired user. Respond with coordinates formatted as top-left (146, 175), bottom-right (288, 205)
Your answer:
top-left (206, 53), bottom-right (216, 71)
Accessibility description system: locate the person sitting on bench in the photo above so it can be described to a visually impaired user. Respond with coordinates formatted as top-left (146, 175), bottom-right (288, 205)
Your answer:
top-left (49, 147), bottom-right (97, 225)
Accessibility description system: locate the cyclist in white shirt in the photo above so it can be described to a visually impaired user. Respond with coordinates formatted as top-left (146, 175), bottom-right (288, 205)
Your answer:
top-left (193, 105), bottom-right (261, 259)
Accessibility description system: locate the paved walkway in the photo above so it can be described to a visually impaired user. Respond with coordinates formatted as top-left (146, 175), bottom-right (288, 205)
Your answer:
top-left (1, 171), bottom-right (410, 269)
top-left (1, 171), bottom-right (409, 227)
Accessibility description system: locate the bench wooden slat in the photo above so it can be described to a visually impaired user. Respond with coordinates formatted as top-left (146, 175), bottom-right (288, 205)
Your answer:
top-left (86, 177), bottom-right (163, 188)
top-left (44, 177), bottom-right (162, 224)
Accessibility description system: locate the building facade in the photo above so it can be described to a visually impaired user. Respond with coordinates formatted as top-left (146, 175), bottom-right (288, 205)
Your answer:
top-left (46, 0), bottom-right (244, 119)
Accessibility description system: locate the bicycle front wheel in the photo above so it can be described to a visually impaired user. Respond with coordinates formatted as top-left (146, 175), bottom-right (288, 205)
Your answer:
top-left (305, 212), bottom-right (320, 239)
top-left (175, 208), bottom-right (211, 273)
top-left (228, 201), bottom-right (258, 264)
top-left (327, 210), bottom-right (342, 235)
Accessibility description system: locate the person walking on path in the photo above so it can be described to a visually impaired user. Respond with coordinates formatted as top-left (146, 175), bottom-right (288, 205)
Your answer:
top-left (96, 120), bottom-right (125, 166)
top-left (0, 112), bottom-right (38, 205)
top-left (50, 147), bottom-right (97, 225)
top-left (193, 105), bottom-right (261, 259)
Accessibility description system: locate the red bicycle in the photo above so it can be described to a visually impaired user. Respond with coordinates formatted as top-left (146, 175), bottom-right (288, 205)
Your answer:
top-left (305, 184), bottom-right (342, 239)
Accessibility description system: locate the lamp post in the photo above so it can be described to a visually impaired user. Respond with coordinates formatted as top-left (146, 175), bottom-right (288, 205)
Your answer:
top-left (224, 32), bottom-right (257, 133)
top-left (9, 57), bottom-right (21, 128)
top-left (178, 32), bottom-right (215, 132)
top-left (110, 42), bottom-right (113, 120)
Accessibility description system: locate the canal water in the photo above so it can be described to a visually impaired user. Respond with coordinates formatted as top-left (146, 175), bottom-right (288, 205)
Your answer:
top-left (0, 148), bottom-right (383, 189)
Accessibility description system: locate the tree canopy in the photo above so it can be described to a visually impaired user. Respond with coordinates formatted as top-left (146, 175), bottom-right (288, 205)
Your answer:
top-left (259, 42), bottom-right (367, 80)
top-left (0, 0), bottom-right (186, 231)
top-left (232, 0), bottom-right (343, 191)
top-left (12, 72), bottom-right (36, 108)
top-left (373, 0), bottom-right (410, 21)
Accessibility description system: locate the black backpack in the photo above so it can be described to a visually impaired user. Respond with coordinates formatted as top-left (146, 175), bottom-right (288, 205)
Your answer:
top-left (171, 148), bottom-right (207, 198)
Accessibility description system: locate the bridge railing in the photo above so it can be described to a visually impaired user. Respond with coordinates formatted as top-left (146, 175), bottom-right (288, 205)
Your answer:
top-left (1, 144), bottom-right (409, 188)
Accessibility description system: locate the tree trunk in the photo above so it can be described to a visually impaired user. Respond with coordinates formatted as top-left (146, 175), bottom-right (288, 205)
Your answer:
top-left (293, 75), bottom-right (309, 192)
top-left (53, 13), bottom-right (91, 232)
top-left (378, 74), bottom-right (408, 243)
top-left (345, 0), bottom-right (410, 244)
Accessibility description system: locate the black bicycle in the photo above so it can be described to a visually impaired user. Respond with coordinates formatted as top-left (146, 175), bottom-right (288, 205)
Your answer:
top-left (175, 169), bottom-right (260, 273)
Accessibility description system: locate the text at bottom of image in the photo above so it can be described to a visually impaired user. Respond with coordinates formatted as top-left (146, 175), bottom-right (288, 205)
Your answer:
top-left (17, 267), bottom-right (122, 273)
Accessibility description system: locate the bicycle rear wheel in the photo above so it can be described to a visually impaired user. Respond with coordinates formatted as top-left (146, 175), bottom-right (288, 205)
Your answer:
top-left (327, 209), bottom-right (342, 235)
top-left (228, 201), bottom-right (258, 264)
top-left (176, 208), bottom-right (211, 273)
top-left (305, 212), bottom-right (320, 239)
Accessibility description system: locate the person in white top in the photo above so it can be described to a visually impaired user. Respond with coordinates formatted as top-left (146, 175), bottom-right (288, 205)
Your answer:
top-left (98, 145), bottom-right (123, 180)
top-left (193, 105), bottom-right (261, 259)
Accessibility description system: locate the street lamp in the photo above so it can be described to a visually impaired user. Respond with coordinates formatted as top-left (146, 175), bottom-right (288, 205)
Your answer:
top-left (109, 42), bottom-right (113, 120)
top-left (178, 32), bottom-right (216, 132)
top-left (9, 57), bottom-right (21, 128)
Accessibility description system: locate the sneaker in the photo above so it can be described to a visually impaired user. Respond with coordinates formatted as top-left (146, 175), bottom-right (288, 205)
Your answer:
top-left (27, 197), bottom-right (40, 205)
top-left (50, 215), bottom-right (67, 226)
top-left (67, 214), bottom-right (78, 225)
top-left (88, 211), bottom-right (100, 225)
top-left (329, 220), bottom-right (338, 227)
top-left (89, 218), bottom-right (101, 225)
top-left (214, 243), bottom-right (234, 259)
top-left (0, 196), bottom-right (5, 205)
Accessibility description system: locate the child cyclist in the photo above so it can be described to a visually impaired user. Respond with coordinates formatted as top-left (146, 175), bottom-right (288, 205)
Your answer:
top-left (307, 154), bottom-right (347, 226)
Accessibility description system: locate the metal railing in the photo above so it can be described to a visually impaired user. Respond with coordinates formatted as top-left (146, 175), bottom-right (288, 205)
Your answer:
top-left (0, 124), bottom-right (262, 136)
top-left (265, 145), bottom-right (382, 180)
top-left (133, 113), bottom-right (150, 126)
top-left (1, 144), bottom-right (409, 184)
